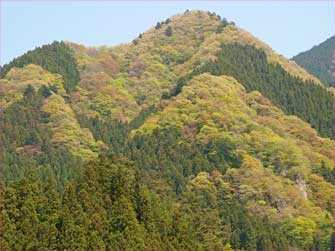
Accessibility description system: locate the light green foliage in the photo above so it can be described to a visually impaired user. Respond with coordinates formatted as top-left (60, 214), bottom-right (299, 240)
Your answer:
top-left (283, 216), bottom-right (317, 249)
top-left (41, 93), bottom-right (104, 159)
top-left (65, 9), bottom-right (324, 125)
top-left (0, 41), bottom-right (80, 92)
top-left (135, 73), bottom-right (333, 221)
top-left (72, 72), bottom-right (139, 122)
top-left (134, 74), bottom-right (246, 136)
top-left (109, 77), bottom-right (126, 89)
top-left (66, 11), bottom-right (225, 119)
top-left (0, 64), bottom-right (66, 107)
top-left (226, 156), bottom-right (310, 219)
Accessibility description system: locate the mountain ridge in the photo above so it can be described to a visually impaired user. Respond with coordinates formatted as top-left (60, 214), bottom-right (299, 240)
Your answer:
top-left (292, 36), bottom-right (334, 87)
top-left (61, 11), bottom-right (333, 138)
top-left (64, 10), bottom-right (322, 85)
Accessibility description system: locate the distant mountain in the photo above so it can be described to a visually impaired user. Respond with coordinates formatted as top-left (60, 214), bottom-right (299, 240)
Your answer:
top-left (0, 10), bottom-right (333, 251)
top-left (292, 36), bottom-right (334, 87)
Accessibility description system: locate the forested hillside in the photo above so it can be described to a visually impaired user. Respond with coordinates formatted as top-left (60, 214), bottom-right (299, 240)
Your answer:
top-left (292, 36), bottom-right (334, 87)
top-left (0, 41), bottom-right (80, 92)
top-left (0, 10), bottom-right (333, 250)
top-left (196, 44), bottom-right (333, 138)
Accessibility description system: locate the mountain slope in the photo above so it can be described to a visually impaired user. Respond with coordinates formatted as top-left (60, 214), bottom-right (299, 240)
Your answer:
top-left (66, 11), bottom-right (332, 137)
top-left (292, 36), bottom-right (334, 87)
top-left (134, 73), bottom-right (333, 200)
top-left (0, 41), bottom-right (80, 92)
top-left (0, 10), bottom-right (333, 251)
top-left (194, 43), bottom-right (333, 138)
top-left (1, 64), bottom-right (104, 186)
top-left (0, 64), bottom-right (66, 107)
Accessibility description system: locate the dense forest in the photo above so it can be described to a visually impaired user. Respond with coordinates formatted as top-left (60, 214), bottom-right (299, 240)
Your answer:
top-left (1, 155), bottom-right (333, 250)
top-left (292, 36), bottom-right (334, 88)
top-left (1, 85), bottom-right (82, 189)
top-left (195, 43), bottom-right (334, 138)
top-left (0, 10), bottom-right (333, 251)
top-left (0, 41), bottom-right (80, 92)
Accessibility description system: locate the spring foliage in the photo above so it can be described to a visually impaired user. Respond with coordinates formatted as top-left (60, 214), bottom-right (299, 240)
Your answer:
top-left (0, 10), bottom-right (333, 250)
top-left (0, 41), bottom-right (80, 92)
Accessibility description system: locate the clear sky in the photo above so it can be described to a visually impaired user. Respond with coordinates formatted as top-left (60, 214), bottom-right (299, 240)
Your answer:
top-left (1, 1), bottom-right (334, 65)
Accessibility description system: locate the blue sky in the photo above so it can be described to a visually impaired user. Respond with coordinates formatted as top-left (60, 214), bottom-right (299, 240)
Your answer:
top-left (1, 1), bottom-right (334, 65)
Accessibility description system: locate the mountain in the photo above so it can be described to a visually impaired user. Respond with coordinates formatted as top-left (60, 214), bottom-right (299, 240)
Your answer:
top-left (0, 10), bottom-right (333, 250)
top-left (292, 36), bottom-right (334, 87)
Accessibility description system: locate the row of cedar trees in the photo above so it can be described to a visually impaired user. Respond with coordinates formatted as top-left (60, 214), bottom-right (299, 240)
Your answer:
top-left (2, 154), bottom-right (325, 251)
